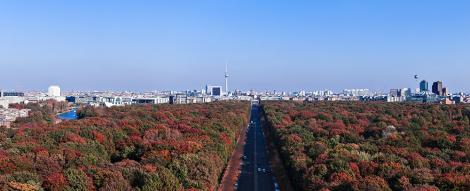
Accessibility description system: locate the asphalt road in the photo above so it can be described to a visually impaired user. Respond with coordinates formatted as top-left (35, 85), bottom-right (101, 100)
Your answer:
top-left (236, 103), bottom-right (278, 191)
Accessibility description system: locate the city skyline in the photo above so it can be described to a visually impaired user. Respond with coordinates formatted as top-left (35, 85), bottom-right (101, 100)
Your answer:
top-left (0, 71), bottom-right (463, 94)
top-left (1, 1), bottom-right (470, 92)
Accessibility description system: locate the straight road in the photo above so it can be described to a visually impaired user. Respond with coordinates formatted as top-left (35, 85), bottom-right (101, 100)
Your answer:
top-left (236, 102), bottom-right (278, 191)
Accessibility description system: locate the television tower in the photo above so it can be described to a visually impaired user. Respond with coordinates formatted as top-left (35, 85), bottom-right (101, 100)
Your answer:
top-left (225, 62), bottom-right (229, 95)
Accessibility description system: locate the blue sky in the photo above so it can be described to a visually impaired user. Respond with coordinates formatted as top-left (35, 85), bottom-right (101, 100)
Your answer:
top-left (1, 0), bottom-right (469, 92)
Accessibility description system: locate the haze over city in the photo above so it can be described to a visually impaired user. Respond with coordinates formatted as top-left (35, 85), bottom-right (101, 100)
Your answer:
top-left (1, 0), bottom-right (470, 92)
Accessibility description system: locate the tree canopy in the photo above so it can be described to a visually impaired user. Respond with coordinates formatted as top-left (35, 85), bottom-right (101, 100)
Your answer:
top-left (0, 101), bottom-right (250, 191)
top-left (262, 101), bottom-right (470, 191)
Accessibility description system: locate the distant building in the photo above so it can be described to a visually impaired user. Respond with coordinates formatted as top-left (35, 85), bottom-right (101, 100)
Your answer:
top-left (390, 89), bottom-right (399, 97)
top-left (420, 80), bottom-right (429, 92)
top-left (312, 90), bottom-right (333, 96)
top-left (212, 87), bottom-right (221, 96)
top-left (48, 85), bottom-right (61, 97)
top-left (442, 87), bottom-right (448, 96)
top-left (343, 89), bottom-right (370, 96)
top-left (169, 95), bottom-right (176, 104)
top-left (452, 95), bottom-right (464, 103)
top-left (432, 81), bottom-right (443, 96)
top-left (408, 91), bottom-right (439, 103)
top-left (360, 95), bottom-right (387, 102)
top-left (387, 89), bottom-right (406, 102)
top-left (175, 94), bottom-right (188, 104)
top-left (400, 88), bottom-right (412, 97)
top-left (96, 97), bottom-right (124, 107)
top-left (441, 98), bottom-right (454, 105)
top-left (295, 90), bottom-right (306, 97)
top-left (0, 90), bottom-right (25, 108)
top-left (387, 96), bottom-right (406, 102)
top-left (67, 96), bottom-right (95, 104)
top-left (133, 97), bottom-right (169, 105)
top-left (66, 96), bottom-right (76, 103)
top-left (194, 96), bottom-right (212, 103)
top-left (206, 85), bottom-right (222, 96)
top-left (1, 92), bottom-right (24, 97)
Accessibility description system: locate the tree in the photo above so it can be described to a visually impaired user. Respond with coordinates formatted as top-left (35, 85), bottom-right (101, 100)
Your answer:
top-left (64, 168), bottom-right (91, 191)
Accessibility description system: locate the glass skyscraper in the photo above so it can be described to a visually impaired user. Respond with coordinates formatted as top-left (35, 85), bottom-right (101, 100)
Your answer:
top-left (420, 80), bottom-right (429, 92)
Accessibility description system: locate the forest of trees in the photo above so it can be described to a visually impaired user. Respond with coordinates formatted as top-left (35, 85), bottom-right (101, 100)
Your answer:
top-left (262, 101), bottom-right (469, 191)
top-left (0, 101), bottom-right (250, 191)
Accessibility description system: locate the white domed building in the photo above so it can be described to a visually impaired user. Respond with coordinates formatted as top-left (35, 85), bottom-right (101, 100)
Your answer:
top-left (48, 85), bottom-right (61, 97)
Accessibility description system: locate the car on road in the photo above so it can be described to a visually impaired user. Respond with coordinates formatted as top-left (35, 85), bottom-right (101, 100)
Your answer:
top-left (242, 155), bottom-right (247, 160)
top-left (257, 168), bottom-right (261, 172)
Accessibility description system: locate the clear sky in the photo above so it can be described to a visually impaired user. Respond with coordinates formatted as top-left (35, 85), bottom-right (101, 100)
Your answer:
top-left (1, 0), bottom-right (469, 92)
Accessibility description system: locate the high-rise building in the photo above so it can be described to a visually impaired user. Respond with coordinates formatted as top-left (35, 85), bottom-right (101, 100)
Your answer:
top-left (442, 87), bottom-right (448, 96)
top-left (205, 85), bottom-right (222, 96)
top-left (48, 85), bottom-right (61, 97)
top-left (419, 80), bottom-right (428, 92)
top-left (212, 86), bottom-right (221, 96)
top-left (432, 81), bottom-right (443, 96)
